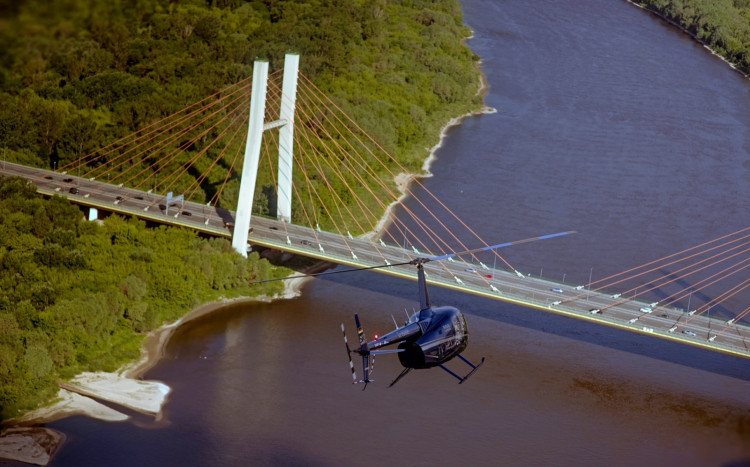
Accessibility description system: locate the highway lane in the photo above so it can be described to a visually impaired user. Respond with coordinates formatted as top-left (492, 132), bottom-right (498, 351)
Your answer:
top-left (2, 161), bottom-right (748, 359)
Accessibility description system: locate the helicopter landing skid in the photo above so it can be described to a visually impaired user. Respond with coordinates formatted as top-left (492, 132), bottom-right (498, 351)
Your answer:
top-left (440, 354), bottom-right (486, 384)
top-left (388, 367), bottom-right (412, 388)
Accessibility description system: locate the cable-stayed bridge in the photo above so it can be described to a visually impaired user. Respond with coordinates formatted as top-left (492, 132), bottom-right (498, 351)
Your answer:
top-left (2, 55), bottom-right (749, 361)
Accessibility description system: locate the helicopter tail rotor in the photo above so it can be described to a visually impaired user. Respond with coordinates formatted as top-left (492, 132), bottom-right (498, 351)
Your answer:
top-left (341, 323), bottom-right (357, 384)
top-left (341, 314), bottom-right (375, 389)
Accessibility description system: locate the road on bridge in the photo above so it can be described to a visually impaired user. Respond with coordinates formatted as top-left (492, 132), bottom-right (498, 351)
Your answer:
top-left (3, 161), bottom-right (748, 360)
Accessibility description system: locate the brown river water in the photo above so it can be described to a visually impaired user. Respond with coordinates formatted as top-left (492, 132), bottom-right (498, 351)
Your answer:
top-left (31, 0), bottom-right (750, 466)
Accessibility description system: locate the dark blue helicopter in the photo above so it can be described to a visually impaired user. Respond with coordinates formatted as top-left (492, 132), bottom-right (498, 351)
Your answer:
top-left (341, 231), bottom-right (574, 389)
top-left (342, 259), bottom-right (483, 388)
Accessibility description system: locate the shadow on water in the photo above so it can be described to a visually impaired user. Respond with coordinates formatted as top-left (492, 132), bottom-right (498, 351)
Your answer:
top-left (312, 264), bottom-right (750, 383)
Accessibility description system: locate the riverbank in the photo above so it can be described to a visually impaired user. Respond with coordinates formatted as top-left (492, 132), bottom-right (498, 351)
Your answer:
top-left (10, 275), bottom-right (311, 424)
top-left (625, 0), bottom-right (750, 80)
top-left (0, 275), bottom-right (311, 465)
top-left (372, 62), bottom-right (494, 237)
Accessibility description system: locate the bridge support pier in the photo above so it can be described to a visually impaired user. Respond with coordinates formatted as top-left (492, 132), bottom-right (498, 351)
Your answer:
top-left (277, 53), bottom-right (299, 224)
top-left (232, 59), bottom-right (269, 257)
top-left (232, 54), bottom-right (301, 256)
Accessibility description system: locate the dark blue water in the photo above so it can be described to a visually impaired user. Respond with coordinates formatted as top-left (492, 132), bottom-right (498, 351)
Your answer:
top-left (37, 1), bottom-right (750, 466)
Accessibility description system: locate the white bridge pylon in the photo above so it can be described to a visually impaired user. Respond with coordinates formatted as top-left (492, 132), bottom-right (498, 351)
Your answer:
top-left (232, 53), bottom-right (299, 257)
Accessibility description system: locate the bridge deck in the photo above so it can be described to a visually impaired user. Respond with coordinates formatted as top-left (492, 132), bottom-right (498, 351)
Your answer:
top-left (3, 161), bottom-right (748, 360)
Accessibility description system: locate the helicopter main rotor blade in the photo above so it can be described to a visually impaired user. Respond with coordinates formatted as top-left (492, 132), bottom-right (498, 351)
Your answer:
top-left (426, 230), bottom-right (577, 263)
top-left (248, 231), bottom-right (576, 285)
top-left (248, 260), bottom-right (413, 285)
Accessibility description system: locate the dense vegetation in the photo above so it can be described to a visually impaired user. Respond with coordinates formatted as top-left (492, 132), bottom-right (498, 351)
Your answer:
top-left (0, 0), bottom-right (482, 205)
top-left (0, 176), bottom-right (285, 418)
top-left (0, 0), bottom-right (483, 419)
top-left (637, 0), bottom-right (750, 75)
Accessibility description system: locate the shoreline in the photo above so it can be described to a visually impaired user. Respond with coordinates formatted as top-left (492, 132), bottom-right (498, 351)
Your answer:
top-left (373, 62), bottom-right (494, 237)
top-left (7, 274), bottom-right (311, 428)
top-left (624, 0), bottom-right (750, 80)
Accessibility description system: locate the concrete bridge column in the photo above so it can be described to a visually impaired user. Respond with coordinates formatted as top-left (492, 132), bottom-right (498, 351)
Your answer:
top-left (232, 59), bottom-right (269, 257)
top-left (277, 53), bottom-right (299, 223)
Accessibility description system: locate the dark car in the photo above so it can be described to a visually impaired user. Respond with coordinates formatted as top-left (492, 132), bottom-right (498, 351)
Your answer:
top-left (69, 187), bottom-right (79, 194)
top-left (301, 240), bottom-right (313, 246)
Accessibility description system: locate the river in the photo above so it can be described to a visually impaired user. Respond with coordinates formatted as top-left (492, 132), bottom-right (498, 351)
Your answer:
top-left (38, 0), bottom-right (750, 466)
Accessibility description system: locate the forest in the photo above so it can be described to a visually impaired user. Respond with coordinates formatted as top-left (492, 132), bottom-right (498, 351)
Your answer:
top-left (0, 176), bottom-right (286, 417)
top-left (0, 0), bottom-right (482, 212)
top-left (0, 0), bottom-right (482, 419)
top-left (637, 0), bottom-right (750, 75)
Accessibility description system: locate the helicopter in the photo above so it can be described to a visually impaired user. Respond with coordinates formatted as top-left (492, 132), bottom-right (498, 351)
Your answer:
top-left (252, 230), bottom-right (575, 389)
top-left (341, 258), bottom-right (484, 389)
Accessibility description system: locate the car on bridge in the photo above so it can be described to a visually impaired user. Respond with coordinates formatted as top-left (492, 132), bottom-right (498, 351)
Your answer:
top-left (69, 187), bottom-right (79, 194)
top-left (639, 307), bottom-right (653, 313)
top-left (683, 330), bottom-right (697, 337)
top-left (551, 287), bottom-right (563, 293)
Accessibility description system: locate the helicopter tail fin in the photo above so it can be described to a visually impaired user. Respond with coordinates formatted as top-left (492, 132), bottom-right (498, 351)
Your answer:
top-left (354, 314), bottom-right (374, 389)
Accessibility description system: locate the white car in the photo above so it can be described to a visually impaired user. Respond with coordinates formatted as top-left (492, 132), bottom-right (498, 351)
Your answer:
top-left (683, 330), bottom-right (697, 337)
top-left (639, 307), bottom-right (652, 313)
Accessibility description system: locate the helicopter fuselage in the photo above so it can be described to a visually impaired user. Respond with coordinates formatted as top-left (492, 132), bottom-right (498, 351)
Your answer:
top-left (366, 306), bottom-right (468, 370)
